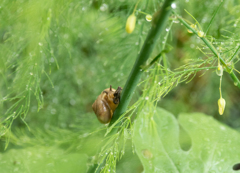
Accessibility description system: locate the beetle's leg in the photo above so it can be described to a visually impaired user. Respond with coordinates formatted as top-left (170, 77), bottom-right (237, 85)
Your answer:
top-left (110, 85), bottom-right (112, 91)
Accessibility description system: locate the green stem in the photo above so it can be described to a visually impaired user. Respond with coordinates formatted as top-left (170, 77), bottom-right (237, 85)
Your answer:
top-left (136, 10), bottom-right (150, 16)
top-left (109, 0), bottom-right (174, 128)
top-left (174, 12), bottom-right (240, 89)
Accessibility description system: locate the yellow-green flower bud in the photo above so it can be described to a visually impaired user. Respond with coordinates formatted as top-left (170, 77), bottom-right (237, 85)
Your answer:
top-left (126, 14), bottom-right (136, 34)
top-left (198, 31), bottom-right (204, 37)
top-left (187, 24), bottom-right (196, 33)
top-left (145, 14), bottom-right (152, 22)
top-left (218, 97), bottom-right (226, 115)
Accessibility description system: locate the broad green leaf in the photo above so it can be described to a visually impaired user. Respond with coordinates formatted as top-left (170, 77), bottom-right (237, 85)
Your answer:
top-left (133, 107), bottom-right (240, 173)
top-left (0, 146), bottom-right (88, 173)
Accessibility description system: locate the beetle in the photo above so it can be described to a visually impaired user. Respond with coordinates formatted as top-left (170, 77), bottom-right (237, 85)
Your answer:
top-left (92, 85), bottom-right (122, 124)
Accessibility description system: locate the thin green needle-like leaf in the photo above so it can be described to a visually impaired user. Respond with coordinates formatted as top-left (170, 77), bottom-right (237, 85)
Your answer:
top-left (184, 9), bottom-right (202, 31)
top-left (229, 45), bottom-right (240, 62)
top-left (205, 1), bottom-right (224, 34)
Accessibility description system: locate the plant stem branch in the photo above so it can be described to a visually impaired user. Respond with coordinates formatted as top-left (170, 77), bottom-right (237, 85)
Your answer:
top-left (174, 12), bottom-right (240, 89)
top-left (229, 45), bottom-right (240, 62)
top-left (109, 0), bottom-right (175, 127)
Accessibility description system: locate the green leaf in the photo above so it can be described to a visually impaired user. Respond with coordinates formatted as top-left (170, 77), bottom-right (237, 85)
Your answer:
top-left (133, 107), bottom-right (240, 172)
top-left (0, 146), bottom-right (88, 173)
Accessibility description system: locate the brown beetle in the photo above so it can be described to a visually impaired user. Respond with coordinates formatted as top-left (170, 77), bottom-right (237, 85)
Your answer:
top-left (92, 85), bottom-right (122, 124)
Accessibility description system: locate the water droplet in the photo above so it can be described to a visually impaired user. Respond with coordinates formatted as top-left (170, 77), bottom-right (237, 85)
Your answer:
top-left (142, 149), bottom-right (153, 159)
top-left (204, 138), bottom-right (210, 141)
top-left (64, 34), bottom-right (69, 39)
top-left (52, 98), bottom-right (58, 104)
top-left (171, 3), bottom-right (177, 9)
top-left (220, 126), bottom-right (226, 131)
top-left (166, 28), bottom-right (169, 32)
top-left (100, 3), bottom-right (108, 11)
top-left (173, 20), bottom-right (179, 23)
top-left (190, 44), bottom-right (195, 48)
top-left (216, 65), bottom-right (223, 76)
top-left (51, 109), bottom-right (56, 114)
top-left (70, 99), bottom-right (76, 106)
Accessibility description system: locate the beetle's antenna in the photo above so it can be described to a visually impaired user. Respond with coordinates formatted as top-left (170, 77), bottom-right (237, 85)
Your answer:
top-left (110, 85), bottom-right (112, 91)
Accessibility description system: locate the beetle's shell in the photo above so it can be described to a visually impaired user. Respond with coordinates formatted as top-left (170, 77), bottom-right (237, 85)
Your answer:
top-left (92, 88), bottom-right (119, 124)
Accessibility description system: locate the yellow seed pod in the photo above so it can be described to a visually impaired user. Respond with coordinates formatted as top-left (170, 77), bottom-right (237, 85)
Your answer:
top-left (218, 97), bottom-right (226, 115)
top-left (190, 24), bottom-right (197, 29)
top-left (126, 14), bottom-right (136, 34)
top-left (198, 31), bottom-right (204, 37)
top-left (145, 14), bottom-right (152, 22)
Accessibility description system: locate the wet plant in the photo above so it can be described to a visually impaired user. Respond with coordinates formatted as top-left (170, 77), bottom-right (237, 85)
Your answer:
top-left (0, 0), bottom-right (240, 173)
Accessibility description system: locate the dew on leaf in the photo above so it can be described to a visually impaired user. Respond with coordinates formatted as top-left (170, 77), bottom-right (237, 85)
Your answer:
top-left (171, 3), bottom-right (177, 9)
top-left (51, 109), bottom-right (56, 114)
top-left (220, 126), bottom-right (226, 131)
top-left (142, 149), bottom-right (153, 159)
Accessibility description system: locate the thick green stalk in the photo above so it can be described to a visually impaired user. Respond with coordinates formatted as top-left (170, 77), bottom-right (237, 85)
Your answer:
top-left (109, 0), bottom-right (175, 127)
top-left (175, 13), bottom-right (240, 89)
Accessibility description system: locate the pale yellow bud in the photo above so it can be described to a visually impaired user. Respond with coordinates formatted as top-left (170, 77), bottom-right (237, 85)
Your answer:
top-left (187, 24), bottom-right (196, 33)
top-left (190, 24), bottom-right (197, 29)
top-left (145, 14), bottom-right (152, 22)
top-left (126, 14), bottom-right (136, 34)
top-left (198, 31), bottom-right (204, 37)
top-left (218, 97), bottom-right (226, 115)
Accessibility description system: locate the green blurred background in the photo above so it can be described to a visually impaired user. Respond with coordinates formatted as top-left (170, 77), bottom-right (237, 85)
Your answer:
top-left (0, 0), bottom-right (240, 172)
